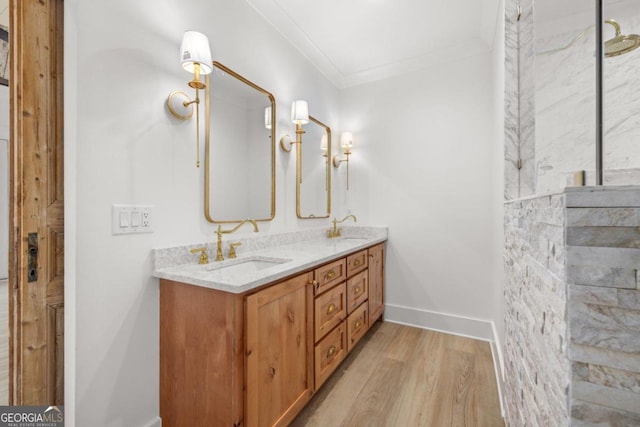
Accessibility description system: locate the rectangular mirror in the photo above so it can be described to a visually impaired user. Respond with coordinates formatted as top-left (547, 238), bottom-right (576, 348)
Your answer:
top-left (297, 115), bottom-right (331, 219)
top-left (204, 61), bottom-right (276, 223)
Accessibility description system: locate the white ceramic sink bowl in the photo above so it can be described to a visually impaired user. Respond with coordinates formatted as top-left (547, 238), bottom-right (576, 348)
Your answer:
top-left (206, 256), bottom-right (291, 275)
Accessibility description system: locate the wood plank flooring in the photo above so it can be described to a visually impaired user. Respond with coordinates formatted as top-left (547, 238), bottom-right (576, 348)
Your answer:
top-left (292, 321), bottom-right (504, 427)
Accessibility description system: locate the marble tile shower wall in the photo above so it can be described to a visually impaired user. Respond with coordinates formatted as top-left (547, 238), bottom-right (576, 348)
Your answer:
top-left (504, 193), bottom-right (570, 426)
top-left (504, 187), bottom-right (640, 426)
top-left (536, 5), bottom-right (640, 194)
top-left (566, 188), bottom-right (640, 425)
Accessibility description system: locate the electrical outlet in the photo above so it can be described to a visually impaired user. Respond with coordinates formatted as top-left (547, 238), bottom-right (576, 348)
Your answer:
top-left (142, 209), bottom-right (151, 227)
top-left (112, 204), bottom-right (155, 235)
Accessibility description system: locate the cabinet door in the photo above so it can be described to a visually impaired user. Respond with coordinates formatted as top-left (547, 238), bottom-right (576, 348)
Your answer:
top-left (346, 270), bottom-right (368, 314)
top-left (368, 243), bottom-right (385, 325)
top-left (246, 273), bottom-right (314, 427)
top-left (314, 283), bottom-right (347, 342)
top-left (314, 259), bottom-right (346, 295)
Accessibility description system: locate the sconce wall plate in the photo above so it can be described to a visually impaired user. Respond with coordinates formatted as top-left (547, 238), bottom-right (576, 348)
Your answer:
top-left (167, 91), bottom-right (195, 121)
top-left (280, 134), bottom-right (293, 152)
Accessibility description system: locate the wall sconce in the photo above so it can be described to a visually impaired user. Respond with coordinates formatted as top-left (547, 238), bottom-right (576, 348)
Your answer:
top-left (279, 100), bottom-right (309, 153)
top-left (166, 30), bottom-right (213, 168)
top-left (333, 131), bottom-right (354, 190)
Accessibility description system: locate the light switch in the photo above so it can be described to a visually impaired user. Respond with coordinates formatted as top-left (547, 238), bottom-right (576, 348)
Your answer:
top-left (119, 211), bottom-right (130, 228)
top-left (131, 211), bottom-right (141, 227)
top-left (112, 204), bottom-right (155, 235)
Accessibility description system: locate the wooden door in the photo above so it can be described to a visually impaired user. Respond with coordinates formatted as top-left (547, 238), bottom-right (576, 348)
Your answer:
top-left (368, 244), bottom-right (384, 325)
top-left (9, 0), bottom-right (64, 405)
top-left (246, 273), bottom-right (314, 427)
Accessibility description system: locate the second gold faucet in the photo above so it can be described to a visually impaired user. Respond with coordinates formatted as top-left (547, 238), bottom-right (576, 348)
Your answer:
top-left (215, 219), bottom-right (259, 261)
top-left (327, 214), bottom-right (357, 238)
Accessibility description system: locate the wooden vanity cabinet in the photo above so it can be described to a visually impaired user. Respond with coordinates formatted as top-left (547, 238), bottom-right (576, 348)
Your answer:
top-left (246, 272), bottom-right (314, 427)
top-left (160, 242), bottom-right (385, 427)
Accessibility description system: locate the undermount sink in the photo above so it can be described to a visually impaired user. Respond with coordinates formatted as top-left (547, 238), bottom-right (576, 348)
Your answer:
top-left (206, 256), bottom-right (291, 275)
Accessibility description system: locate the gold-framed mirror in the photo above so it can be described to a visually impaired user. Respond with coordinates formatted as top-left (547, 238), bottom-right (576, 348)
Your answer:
top-left (204, 61), bottom-right (276, 223)
top-left (297, 115), bottom-right (331, 219)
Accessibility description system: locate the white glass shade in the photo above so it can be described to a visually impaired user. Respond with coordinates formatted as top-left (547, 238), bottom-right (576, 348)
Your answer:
top-left (291, 100), bottom-right (309, 125)
top-left (320, 135), bottom-right (328, 152)
top-left (341, 131), bottom-right (354, 149)
top-left (264, 106), bottom-right (272, 129)
top-left (180, 31), bottom-right (213, 75)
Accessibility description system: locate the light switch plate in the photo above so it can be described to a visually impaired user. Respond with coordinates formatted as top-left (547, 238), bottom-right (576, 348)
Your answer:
top-left (112, 204), bottom-right (155, 235)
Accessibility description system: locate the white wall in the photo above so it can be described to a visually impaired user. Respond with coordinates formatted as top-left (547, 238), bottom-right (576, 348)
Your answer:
top-left (339, 52), bottom-right (501, 338)
top-left (0, 85), bottom-right (8, 279)
top-left (65, 1), bottom-right (339, 426)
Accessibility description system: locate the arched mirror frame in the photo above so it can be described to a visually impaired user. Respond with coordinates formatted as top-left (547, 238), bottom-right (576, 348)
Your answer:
top-left (296, 115), bottom-right (331, 219)
top-left (204, 61), bottom-right (276, 223)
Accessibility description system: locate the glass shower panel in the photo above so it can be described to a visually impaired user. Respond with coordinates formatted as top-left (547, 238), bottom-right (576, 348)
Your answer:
top-left (534, 0), bottom-right (596, 193)
top-left (603, 0), bottom-right (640, 185)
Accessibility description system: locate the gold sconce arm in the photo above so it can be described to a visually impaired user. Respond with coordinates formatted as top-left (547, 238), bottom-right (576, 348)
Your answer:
top-left (333, 131), bottom-right (354, 190)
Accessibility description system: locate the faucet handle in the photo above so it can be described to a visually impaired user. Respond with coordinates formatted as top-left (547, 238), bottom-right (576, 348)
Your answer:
top-left (190, 247), bottom-right (209, 264)
top-left (228, 242), bottom-right (242, 259)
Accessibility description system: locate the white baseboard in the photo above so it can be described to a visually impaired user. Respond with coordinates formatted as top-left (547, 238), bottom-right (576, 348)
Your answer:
top-left (141, 417), bottom-right (161, 427)
top-left (384, 303), bottom-right (506, 419)
top-left (384, 303), bottom-right (495, 341)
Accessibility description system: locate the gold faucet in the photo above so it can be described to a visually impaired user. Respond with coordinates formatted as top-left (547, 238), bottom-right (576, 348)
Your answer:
top-left (215, 220), bottom-right (259, 261)
top-left (327, 214), bottom-right (357, 238)
top-left (190, 247), bottom-right (209, 264)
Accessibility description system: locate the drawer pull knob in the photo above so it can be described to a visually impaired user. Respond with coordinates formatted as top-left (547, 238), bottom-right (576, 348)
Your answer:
top-left (353, 259), bottom-right (361, 267)
top-left (309, 279), bottom-right (319, 290)
top-left (327, 303), bottom-right (336, 315)
top-left (325, 270), bottom-right (336, 280)
top-left (354, 287), bottom-right (361, 295)
top-left (355, 320), bottom-right (361, 330)
top-left (326, 345), bottom-right (337, 359)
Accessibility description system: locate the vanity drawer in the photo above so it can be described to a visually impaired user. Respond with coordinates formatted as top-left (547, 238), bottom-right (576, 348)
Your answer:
top-left (347, 302), bottom-right (369, 353)
top-left (346, 249), bottom-right (368, 277)
top-left (314, 322), bottom-right (346, 389)
top-left (346, 270), bottom-right (368, 314)
top-left (314, 282), bottom-right (347, 342)
top-left (314, 259), bottom-right (346, 295)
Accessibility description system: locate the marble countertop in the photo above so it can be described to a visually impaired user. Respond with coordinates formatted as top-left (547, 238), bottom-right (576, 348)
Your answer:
top-left (152, 227), bottom-right (387, 294)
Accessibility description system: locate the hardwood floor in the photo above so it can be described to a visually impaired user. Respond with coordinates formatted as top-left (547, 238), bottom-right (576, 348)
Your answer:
top-left (292, 321), bottom-right (504, 427)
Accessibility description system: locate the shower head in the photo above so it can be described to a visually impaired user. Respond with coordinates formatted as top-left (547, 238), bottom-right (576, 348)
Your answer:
top-left (604, 19), bottom-right (640, 57)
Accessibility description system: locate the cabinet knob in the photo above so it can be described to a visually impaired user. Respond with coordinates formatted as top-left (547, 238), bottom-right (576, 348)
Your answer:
top-left (326, 345), bottom-right (337, 359)
top-left (354, 287), bottom-right (361, 295)
top-left (309, 279), bottom-right (318, 287)
top-left (353, 259), bottom-right (361, 267)
top-left (354, 320), bottom-right (361, 330)
top-left (325, 270), bottom-right (336, 280)
top-left (327, 303), bottom-right (336, 315)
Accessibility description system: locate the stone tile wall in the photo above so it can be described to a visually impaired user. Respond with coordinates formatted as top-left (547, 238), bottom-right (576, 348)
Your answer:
top-left (504, 186), bottom-right (640, 426)
top-left (504, 192), bottom-right (570, 426)
top-left (566, 187), bottom-right (640, 426)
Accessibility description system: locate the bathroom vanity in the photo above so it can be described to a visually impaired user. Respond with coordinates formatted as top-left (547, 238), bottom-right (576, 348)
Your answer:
top-left (154, 230), bottom-right (386, 427)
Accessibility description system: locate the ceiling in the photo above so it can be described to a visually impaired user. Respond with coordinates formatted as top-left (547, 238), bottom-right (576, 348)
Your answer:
top-left (246, 0), bottom-right (501, 88)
